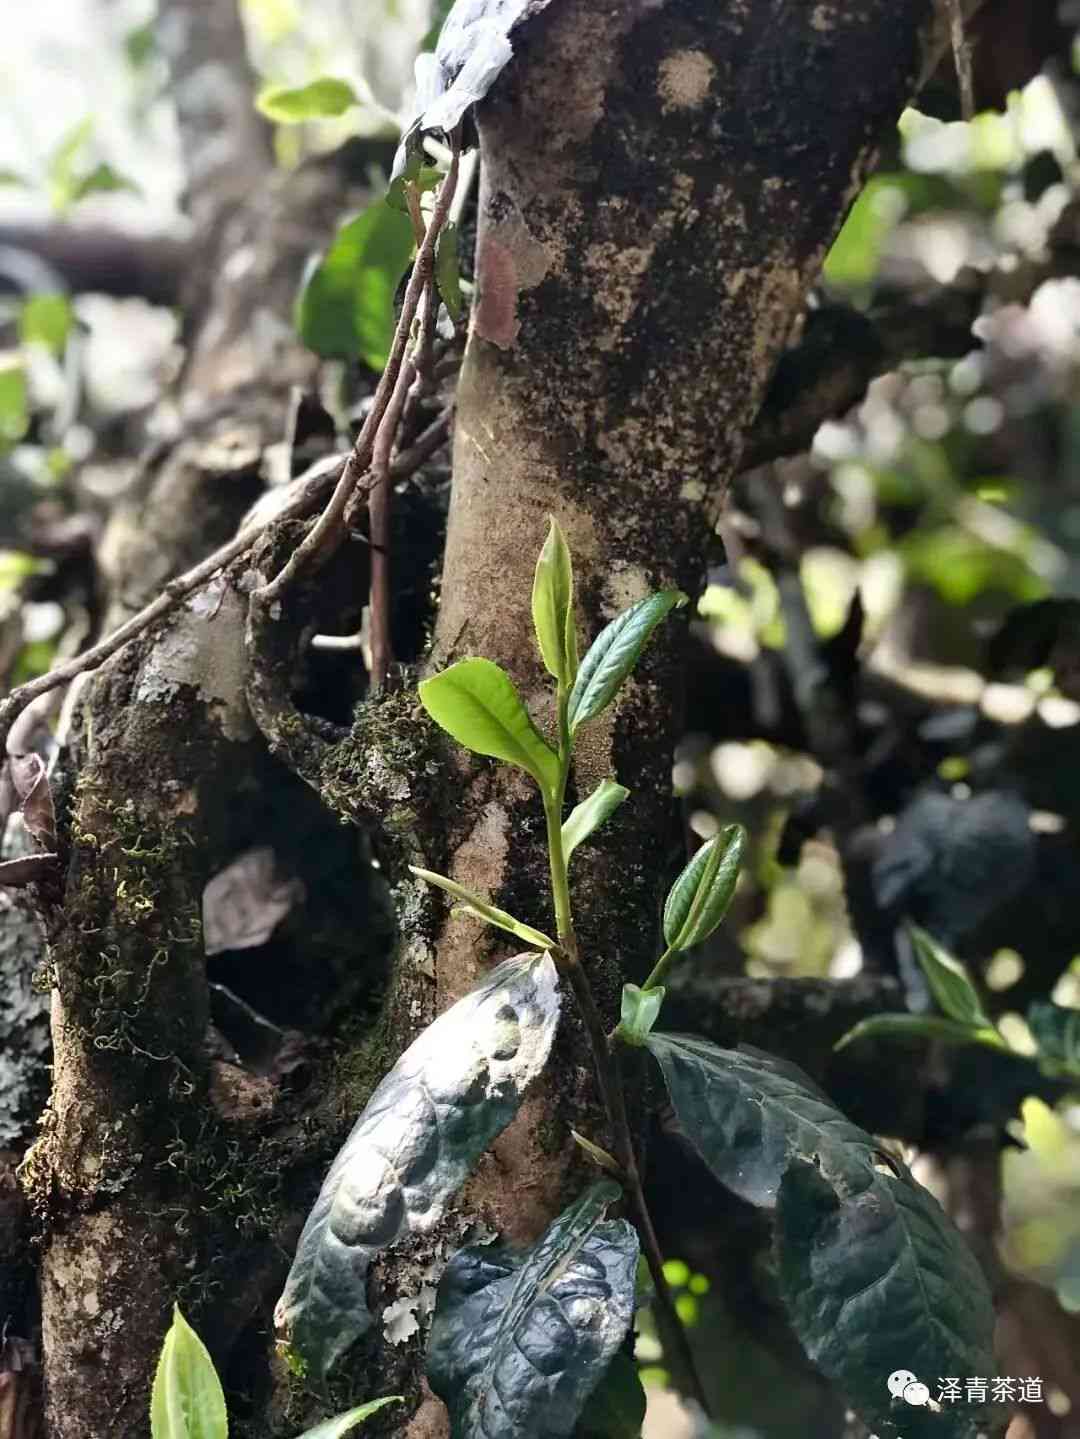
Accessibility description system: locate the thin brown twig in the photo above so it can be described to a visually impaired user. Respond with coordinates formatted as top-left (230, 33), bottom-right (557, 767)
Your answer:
top-left (256, 144), bottom-right (461, 607)
top-left (0, 459), bottom-right (342, 756)
top-left (368, 351), bottom-right (417, 691)
top-left (947, 0), bottom-right (975, 121)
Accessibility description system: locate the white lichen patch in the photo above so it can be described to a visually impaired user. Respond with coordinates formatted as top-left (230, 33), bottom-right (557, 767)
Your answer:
top-left (657, 50), bottom-right (716, 112)
top-left (134, 577), bottom-right (254, 741)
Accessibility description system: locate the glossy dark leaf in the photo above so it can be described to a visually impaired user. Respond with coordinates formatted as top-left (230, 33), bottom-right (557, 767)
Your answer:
top-left (295, 201), bottom-right (415, 369)
top-left (276, 953), bottom-right (561, 1381)
top-left (427, 1181), bottom-right (638, 1439)
top-left (646, 1033), bottom-right (875, 1208)
top-left (568, 592), bottom-right (686, 734)
top-left (776, 1156), bottom-right (994, 1437)
top-left (578, 1353), bottom-right (646, 1439)
top-left (661, 825), bottom-right (745, 951)
top-left (1028, 1000), bottom-right (1080, 1069)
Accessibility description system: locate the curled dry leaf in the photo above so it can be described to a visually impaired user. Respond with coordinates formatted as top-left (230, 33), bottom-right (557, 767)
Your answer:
top-left (275, 951), bottom-right (562, 1381)
top-left (202, 846), bottom-right (306, 957)
top-left (7, 755), bottom-right (56, 854)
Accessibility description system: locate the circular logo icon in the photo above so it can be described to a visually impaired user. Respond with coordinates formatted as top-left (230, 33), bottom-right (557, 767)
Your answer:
top-left (887, 1370), bottom-right (918, 1399)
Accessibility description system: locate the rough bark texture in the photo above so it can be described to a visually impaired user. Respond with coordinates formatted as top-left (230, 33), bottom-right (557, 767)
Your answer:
top-left (20, 1), bottom-right (971, 1435)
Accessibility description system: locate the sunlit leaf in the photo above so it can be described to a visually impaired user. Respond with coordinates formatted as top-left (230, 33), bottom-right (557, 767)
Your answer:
top-left (616, 983), bottom-right (664, 1047)
top-left (661, 825), bottom-right (745, 952)
top-left (0, 361), bottom-right (29, 447)
top-left (150, 1306), bottom-right (227, 1439)
top-left (568, 591), bottom-right (686, 734)
top-left (294, 1398), bottom-right (402, 1439)
top-left (909, 925), bottom-right (994, 1029)
top-left (19, 294), bottom-right (72, 355)
top-left (419, 657), bottom-right (560, 793)
top-left (532, 517), bottom-right (575, 686)
top-left (562, 779), bottom-right (629, 862)
top-left (409, 865), bottom-right (556, 949)
top-left (256, 78), bottom-right (361, 123)
top-left (427, 1182), bottom-right (638, 1439)
top-left (295, 201), bottom-right (414, 369)
top-left (276, 953), bottom-right (561, 1381)
top-left (835, 1012), bottom-right (1006, 1052)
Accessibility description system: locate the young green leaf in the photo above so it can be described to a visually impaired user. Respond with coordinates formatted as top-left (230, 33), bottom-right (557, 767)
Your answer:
top-left (150, 1305), bottom-right (228, 1439)
top-left (19, 294), bottom-right (72, 354)
top-left (662, 825), bottom-right (745, 952)
top-left (909, 925), bottom-right (993, 1029)
top-left (561, 779), bottom-right (628, 861)
top-left (256, 77), bottom-right (361, 123)
top-left (532, 517), bottom-right (576, 686)
top-left (295, 201), bottom-right (415, 370)
top-left (435, 223), bottom-right (464, 323)
top-left (615, 983), bottom-right (665, 1046)
top-left (294, 1398), bottom-right (402, 1439)
top-left (419, 657), bottom-right (560, 794)
top-left (835, 1012), bottom-right (1007, 1052)
top-left (409, 865), bottom-right (556, 949)
top-left (568, 590), bottom-right (687, 733)
top-left (0, 361), bottom-right (29, 446)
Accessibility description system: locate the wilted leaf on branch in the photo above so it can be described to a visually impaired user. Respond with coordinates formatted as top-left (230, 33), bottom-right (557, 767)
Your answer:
top-left (276, 952), bottom-right (562, 1381)
top-left (202, 846), bottom-right (306, 957)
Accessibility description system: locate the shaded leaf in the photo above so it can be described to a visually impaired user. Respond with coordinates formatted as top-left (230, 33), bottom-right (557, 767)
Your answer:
top-left (294, 1397), bottom-right (402, 1438)
top-left (579, 1353), bottom-right (646, 1439)
top-left (276, 952), bottom-right (561, 1381)
top-left (68, 162), bottom-right (141, 205)
top-left (386, 158), bottom-right (443, 213)
top-left (257, 78), bottom-right (360, 123)
top-left (616, 984), bottom-right (664, 1047)
top-left (435, 222), bottom-right (464, 323)
top-left (295, 202), bottom-right (415, 369)
top-left (427, 1181), bottom-right (638, 1439)
top-left (562, 780), bottom-right (629, 862)
top-left (419, 657), bottom-right (559, 794)
top-left (150, 1305), bottom-right (227, 1439)
top-left (1028, 1000), bottom-right (1080, 1070)
top-left (776, 1157), bottom-right (994, 1437)
top-left (909, 925), bottom-right (993, 1029)
top-left (409, 864), bottom-right (555, 949)
top-left (202, 846), bottom-right (306, 957)
top-left (661, 825), bottom-right (745, 952)
top-left (646, 1033), bottom-right (875, 1208)
top-left (835, 1012), bottom-right (1005, 1052)
top-left (568, 592), bottom-right (686, 734)
top-left (532, 516), bottom-right (575, 686)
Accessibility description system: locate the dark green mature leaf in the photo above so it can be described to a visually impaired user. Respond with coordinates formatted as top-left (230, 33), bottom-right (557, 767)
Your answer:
top-left (419, 657), bottom-right (560, 794)
top-left (295, 1398), bottom-right (402, 1438)
top-left (568, 591), bottom-right (686, 734)
top-left (427, 1182), bottom-right (638, 1439)
top-left (1028, 1000), bottom-right (1080, 1069)
top-left (835, 1012), bottom-right (1005, 1052)
top-left (532, 517), bottom-right (575, 686)
top-left (295, 201), bottom-right (415, 369)
top-left (909, 926), bottom-right (993, 1029)
top-left (276, 953), bottom-right (561, 1381)
top-left (646, 1033), bottom-right (875, 1208)
top-left (435, 223), bottom-right (464, 323)
top-left (257, 78), bottom-right (360, 122)
top-left (776, 1157), bottom-right (994, 1437)
top-left (150, 1306), bottom-right (227, 1439)
top-left (562, 780), bottom-right (628, 861)
top-left (409, 865), bottom-right (555, 949)
top-left (579, 1353), bottom-right (646, 1439)
top-left (661, 825), bottom-right (745, 952)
